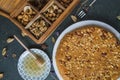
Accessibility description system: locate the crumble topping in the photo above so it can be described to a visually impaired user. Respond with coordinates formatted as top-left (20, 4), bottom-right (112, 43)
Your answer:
top-left (56, 26), bottom-right (120, 80)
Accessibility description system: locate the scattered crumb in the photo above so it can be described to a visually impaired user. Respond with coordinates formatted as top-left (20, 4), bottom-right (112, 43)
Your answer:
top-left (12, 53), bottom-right (17, 58)
top-left (0, 73), bottom-right (3, 79)
top-left (21, 32), bottom-right (27, 37)
top-left (7, 37), bottom-right (14, 43)
top-left (117, 16), bottom-right (120, 20)
top-left (56, 31), bottom-right (60, 36)
top-left (2, 48), bottom-right (7, 56)
top-left (52, 36), bottom-right (56, 43)
top-left (71, 15), bottom-right (77, 22)
top-left (41, 44), bottom-right (48, 50)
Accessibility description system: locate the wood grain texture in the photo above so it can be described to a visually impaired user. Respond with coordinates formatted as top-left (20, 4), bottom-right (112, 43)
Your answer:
top-left (0, 0), bottom-right (80, 44)
top-left (0, 0), bottom-right (25, 14)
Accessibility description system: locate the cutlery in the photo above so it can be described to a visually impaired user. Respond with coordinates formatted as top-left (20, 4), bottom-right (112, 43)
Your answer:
top-left (78, 0), bottom-right (96, 18)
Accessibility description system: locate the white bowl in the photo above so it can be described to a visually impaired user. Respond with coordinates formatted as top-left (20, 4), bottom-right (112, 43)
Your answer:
top-left (52, 20), bottom-right (120, 80)
top-left (18, 48), bottom-right (51, 80)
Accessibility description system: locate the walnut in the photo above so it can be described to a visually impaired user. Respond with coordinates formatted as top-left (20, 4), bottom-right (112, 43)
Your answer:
top-left (17, 6), bottom-right (36, 26)
top-left (28, 17), bottom-right (50, 39)
top-left (43, 4), bottom-right (63, 22)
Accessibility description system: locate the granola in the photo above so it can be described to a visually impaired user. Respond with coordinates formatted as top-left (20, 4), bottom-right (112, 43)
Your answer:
top-left (56, 26), bottom-right (120, 80)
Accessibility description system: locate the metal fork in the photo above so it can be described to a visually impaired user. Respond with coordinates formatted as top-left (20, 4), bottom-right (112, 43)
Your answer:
top-left (78, 0), bottom-right (96, 19)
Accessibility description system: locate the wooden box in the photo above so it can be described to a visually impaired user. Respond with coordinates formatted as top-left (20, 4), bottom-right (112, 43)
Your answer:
top-left (0, 0), bottom-right (80, 44)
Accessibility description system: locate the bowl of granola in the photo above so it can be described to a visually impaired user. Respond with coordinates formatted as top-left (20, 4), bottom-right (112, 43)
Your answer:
top-left (53, 20), bottom-right (120, 80)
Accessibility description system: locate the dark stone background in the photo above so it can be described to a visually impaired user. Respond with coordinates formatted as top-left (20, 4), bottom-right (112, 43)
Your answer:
top-left (0, 0), bottom-right (120, 80)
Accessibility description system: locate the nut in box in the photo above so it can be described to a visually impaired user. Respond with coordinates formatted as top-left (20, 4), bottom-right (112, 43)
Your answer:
top-left (26, 16), bottom-right (50, 39)
top-left (0, 0), bottom-right (80, 44)
top-left (42, 2), bottom-right (64, 23)
top-left (8, 0), bottom-right (80, 44)
top-left (16, 5), bottom-right (37, 26)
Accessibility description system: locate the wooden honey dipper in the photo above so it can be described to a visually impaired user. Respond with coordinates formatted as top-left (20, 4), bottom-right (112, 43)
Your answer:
top-left (13, 35), bottom-right (45, 67)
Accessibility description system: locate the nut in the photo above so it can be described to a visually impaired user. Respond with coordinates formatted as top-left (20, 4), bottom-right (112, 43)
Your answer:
top-left (21, 32), bottom-right (27, 37)
top-left (0, 73), bottom-right (3, 79)
top-left (2, 48), bottom-right (7, 56)
top-left (52, 36), bottom-right (56, 43)
top-left (17, 15), bottom-right (23, 20)
top-left (12, 53), bottom-right (17, 58)
top-left (17, 6), bottom-right (36, 26)
top-left (22, 14), bottom-right (29, 22)
top-left (28, 17), bottom-right (50, 39)
top-left (24, 6), bottom-right (33, 14)
top-left (43, 4), bottom-right (63, 22)
top-left (71, 15), bottom-right (77, 22)
top-left (41, 43), bottom-right (48, 50)
top-left (7, 37), bottom-right (14, 43)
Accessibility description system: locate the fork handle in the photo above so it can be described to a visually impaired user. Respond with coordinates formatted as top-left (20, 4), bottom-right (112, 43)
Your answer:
top-left (89, 0), bottom-right (96, 7)
top-left (83, 0), bottom-right (96, 12)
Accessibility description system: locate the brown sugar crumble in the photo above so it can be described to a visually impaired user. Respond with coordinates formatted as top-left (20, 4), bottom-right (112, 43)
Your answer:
top-left (56, 26), bottom-right (120, 80)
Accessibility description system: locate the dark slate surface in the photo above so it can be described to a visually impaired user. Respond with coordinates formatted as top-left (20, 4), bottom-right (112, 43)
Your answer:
top-left (0, 0), bottom-right (120, 80)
